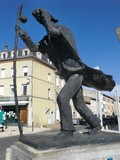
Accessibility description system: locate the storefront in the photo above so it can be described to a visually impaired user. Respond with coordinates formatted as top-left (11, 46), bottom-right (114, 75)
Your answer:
top-left (0, 96), bottom-right (29, 124)
top-left (2, 105), bottom-right (27, 124)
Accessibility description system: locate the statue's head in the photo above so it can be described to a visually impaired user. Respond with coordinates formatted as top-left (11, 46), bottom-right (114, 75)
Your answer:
top-left (32, 8), bottom-right (58, 25)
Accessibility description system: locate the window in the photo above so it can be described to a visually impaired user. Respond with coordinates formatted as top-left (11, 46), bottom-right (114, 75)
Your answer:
top-left (49, 61), bottom-right (52, 65)
top-left (11, 68), bottom-right (13, 77)
top-left (0, 85), bottom-right (4, 96)
top-left (24, 50), bottom-right (28, 55)
top-left (47, 58), bottom-right (52, 65)
top-left (112, 100), bottom-right (114, 104)
top-left (23, 66), bottom-right (28, 76)
top-left (11, 51), bottom-right (14, 58)
top-left (10, 85), bottom-right (14, 96)
top-left (1, 52), bottom-right (7, 59)
top-left (48, 73), bottom-right (51, 82)
top-left (107, 105), bottom-right (110, 110)
top-left (2, 53), bottom-right (6, 58)
top-left (103, 97), bottom-right (106, 101)
top-left (23, 49), bottom-right (29, 56)
top-left (22, 84), bottom-right (27, 95)
top-left (42, 54), bottom-right (48, 62)
top-left (103, 104), bottom-right (106, 110)
top-left (1, 68), bottom-right (5, 78)
top-left (56, 75), bottom-right (59, 87)
top-left (36, 52), bottom-right (42, 59)
top-left (48, 88), bottom-right (51, 99)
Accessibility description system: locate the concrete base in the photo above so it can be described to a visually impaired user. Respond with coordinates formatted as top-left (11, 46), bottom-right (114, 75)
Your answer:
top-left (10, 141), bottom-right (120, 160)
top-left (9, 130), bottom-right (120, 160)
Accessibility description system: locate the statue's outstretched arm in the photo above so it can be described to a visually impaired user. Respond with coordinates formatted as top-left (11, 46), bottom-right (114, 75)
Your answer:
top-left (19, 27), bottom-right (39, 52)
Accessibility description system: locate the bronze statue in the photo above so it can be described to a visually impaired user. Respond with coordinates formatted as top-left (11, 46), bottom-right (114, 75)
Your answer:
top-left (19, 8), bottom-right (115, 138)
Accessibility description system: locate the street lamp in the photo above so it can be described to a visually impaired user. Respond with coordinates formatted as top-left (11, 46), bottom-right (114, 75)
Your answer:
top-left (13, 4), bottom-right (27, 137)
top-left (115, 27), bottom-right (120, 132)
top-left (94, 66), bottom-right (103, 127)
top-left (115, 86), bottom-right (120, 132)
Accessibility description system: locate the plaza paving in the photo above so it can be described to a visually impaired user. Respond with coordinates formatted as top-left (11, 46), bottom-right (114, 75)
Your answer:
top-left (0, 125), bottom-right (51, 138)
top-left (0, 123), bottom-right (119, 138)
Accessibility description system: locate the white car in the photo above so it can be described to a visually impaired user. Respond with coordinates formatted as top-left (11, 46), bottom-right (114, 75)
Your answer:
top-left (73, 118), bottom-right (80, 125)
top-left (0, 124), bottom-right (4, 132)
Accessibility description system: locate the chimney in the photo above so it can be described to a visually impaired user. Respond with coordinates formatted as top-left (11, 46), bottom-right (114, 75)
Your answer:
top-left (4, 45), bottom-right (8, 51)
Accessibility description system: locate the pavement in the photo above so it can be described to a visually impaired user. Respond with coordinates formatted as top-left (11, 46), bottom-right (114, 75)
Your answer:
top-left (0, 125), bottom-right (51, 138)
top-left (0, 123), bottom-right (119, 138)
top-left (0, 123), bottom-right (89, 139)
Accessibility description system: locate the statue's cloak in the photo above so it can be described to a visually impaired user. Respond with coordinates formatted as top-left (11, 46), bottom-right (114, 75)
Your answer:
top-left (59, 25), bottom-right (115, 91)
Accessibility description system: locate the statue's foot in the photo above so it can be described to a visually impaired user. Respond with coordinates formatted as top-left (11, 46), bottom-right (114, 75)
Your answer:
top-left (88, 124), bottom-right (102, 135)
top-left (54, 131), bottom-right (74, 139)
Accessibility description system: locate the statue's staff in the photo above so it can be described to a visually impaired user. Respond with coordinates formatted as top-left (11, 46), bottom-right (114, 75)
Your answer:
top-left (13, 4), bottom-right (27, 137)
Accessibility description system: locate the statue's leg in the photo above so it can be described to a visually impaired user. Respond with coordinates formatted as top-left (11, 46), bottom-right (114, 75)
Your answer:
top-left (57, 74), bottom-right (83, 133)
top-left (72, 86), bottom-right (101, 134)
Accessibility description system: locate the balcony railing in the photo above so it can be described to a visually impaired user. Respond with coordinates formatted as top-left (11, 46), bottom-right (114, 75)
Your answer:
top-left (0, 96), bottom-right (29, 102)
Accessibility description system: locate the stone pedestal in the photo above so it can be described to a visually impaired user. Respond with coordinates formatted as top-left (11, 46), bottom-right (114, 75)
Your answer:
top-left (9, 131), bottom-right (120, 160)
top-left (10, 141), bottom-right (120, 160)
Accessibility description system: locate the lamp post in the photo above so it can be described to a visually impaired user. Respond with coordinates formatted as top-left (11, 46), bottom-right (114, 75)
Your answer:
top-left (115, 27), bottom-right (120, 132)
top-left (13, 4), bottom-right (27, 137)
top-left (115, 86), bottom-right (120, 132)
top-left (94, 66), bottom-right (103, 127)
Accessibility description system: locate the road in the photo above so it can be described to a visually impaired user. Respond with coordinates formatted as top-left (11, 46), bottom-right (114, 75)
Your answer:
top-left (0, 135), bottom-right (19, 160)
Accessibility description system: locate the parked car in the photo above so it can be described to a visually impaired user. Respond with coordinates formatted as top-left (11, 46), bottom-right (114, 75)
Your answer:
top-left (73, 118), bottom-right (80, 125)
top-left (0, 123), bottom-right (4, 132)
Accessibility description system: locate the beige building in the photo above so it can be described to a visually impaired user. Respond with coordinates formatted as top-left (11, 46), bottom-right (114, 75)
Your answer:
top-left (102, 94), bottom-right (115, 116)
top-left (83, 88), bottom-right (115, 117)
top-left (0, 47), bottom-right (56, 127)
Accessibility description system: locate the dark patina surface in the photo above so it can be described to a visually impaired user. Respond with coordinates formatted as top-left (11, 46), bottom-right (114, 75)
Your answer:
top-left (19, 8), bottom-right (116, 138)
top-left (20, 130), bottom-right (120, 150)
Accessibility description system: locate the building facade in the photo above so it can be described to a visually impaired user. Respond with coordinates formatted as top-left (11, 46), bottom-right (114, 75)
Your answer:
top-left (0, 47), bottom-right (56, 127)
top-left (83, 88), bottom-right (116, 117)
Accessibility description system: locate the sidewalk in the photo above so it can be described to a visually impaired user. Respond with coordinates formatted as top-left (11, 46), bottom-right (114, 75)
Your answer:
top-left (1, 123), bottom-right (119, 138)
top-left (0, 125), bottom-right (51, 138)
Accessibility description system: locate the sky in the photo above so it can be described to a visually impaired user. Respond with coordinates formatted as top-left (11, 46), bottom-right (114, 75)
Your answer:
top-left (0, 0), bottom-right (120, 95)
